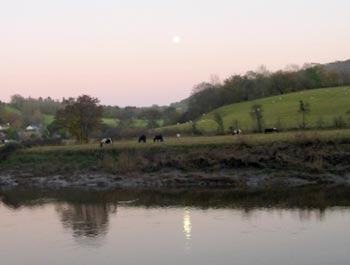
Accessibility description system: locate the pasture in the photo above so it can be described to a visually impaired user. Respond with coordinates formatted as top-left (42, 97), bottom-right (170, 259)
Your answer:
top-left (2, 128), bottom-right (350, 183)
top-left (39, 115), bottom-right (160, 128)
top-left (161, 86), bottom-right (350, 133)
top-left (27, 129), bottom-right (350, 153)
top-left (4, 105), bottom-right (21, 114)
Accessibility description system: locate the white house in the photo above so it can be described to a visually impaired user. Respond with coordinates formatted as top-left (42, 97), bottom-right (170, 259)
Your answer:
top-left (25, 125), bottom-right (39, 132)
top-left (0, 124), bottom-right (10, 131)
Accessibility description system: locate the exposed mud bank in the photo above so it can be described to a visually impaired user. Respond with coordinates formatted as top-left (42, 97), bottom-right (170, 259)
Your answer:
top-left (1, 170), bottom-right (350, 190)
top-left (1, 171), bottom-right (350, 190)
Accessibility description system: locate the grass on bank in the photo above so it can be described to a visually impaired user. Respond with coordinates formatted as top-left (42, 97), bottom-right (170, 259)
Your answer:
top-left (26, 129), bottom-right (350, 153)
top-left (2, 128), bottom-right (350, 177)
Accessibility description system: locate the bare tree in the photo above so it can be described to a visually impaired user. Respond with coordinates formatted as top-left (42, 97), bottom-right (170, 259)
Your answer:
top-left (250, 104), bottom-right (264, 133)
top-left (213, 112), bottom-right (224, 135)
top-left (298, 100), bottom-right (310, 129)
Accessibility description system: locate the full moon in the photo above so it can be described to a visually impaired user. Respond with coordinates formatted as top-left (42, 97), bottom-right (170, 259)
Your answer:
top-left (172, 35), bottom-right (181, 44)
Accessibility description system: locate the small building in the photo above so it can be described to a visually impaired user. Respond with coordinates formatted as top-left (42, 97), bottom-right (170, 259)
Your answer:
top-left (25, 125), bottom-right (40, 132)
top-left (20, 125), bottom-right (42, 140)
top-left (0, 124), bottom-right (10, 132)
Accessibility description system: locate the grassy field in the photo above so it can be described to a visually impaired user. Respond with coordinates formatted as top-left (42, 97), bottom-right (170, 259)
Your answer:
top-left (102, 118), bottom-right (119, 126)
top-left (43, 114), bottom-right (54, 125)
top-left (42, 116), bottom-right (119, 126)
top-left (26, 129), bottom-right (350, 153)
top-left (161, 86), bottom-right (350, 133)
top-left (101, 118), bottom-right (163, 127)
top-left (4, 107), bottom-right (156, 128)
top-left (37, 115), bottom-right (159, 128)
top-left (4, 105), bottom-right (21, 114)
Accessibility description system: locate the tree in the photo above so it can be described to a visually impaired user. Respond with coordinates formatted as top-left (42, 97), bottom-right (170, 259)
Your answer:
top-left (162, 107), bottom-right (180, 126)
top-left (229, 119), bottom-right (240, 134)
top-left (298, 100), bottom-right (310, 129)
top-left (10, 94), bottom-right (25, 110)
top-left (7, 128), bottom-right (19, 140)
top-left (191, 121), bottom-right (201, 136)
top-left (250, 104), bottom-right (264, 133)
top-left (140, 108), bottom-right (162, 129)
top-left (185, 82), bottom-right (222, 120)
top-left (0, 103), bottom-right (4, 124)
top-left (54, 95), bottom-right (102, 143)
top-left (213, 112), bottom-right (224, 135)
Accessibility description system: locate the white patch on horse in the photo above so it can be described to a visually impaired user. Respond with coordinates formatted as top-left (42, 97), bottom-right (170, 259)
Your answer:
top-left (100, 138), bottom-right (113, 147)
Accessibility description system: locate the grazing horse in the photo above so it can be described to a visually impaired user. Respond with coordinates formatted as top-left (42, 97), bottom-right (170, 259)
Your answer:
top-left (264, 128), bottom-right (279, 134)
top-left (232, 129), bottom-right (242, 135)
top-left (100, 138), bottom-right (112, 147)
top-left (138, 135), bottom-right (147, 143)
top-left (153, 134), bottom-right (164, 142)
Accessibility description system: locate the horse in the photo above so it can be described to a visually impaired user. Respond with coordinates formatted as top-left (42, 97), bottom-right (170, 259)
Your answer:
top-left (100, 138), bottom-right (112, 147)
top-left (153, 134), bottom-right (164, 142)
top-left (138, 135), bottom-right (147, 143)
top-left (264, 128), bottom-right (279, 133)
top-left (232, 129), bottom-right (242, 135)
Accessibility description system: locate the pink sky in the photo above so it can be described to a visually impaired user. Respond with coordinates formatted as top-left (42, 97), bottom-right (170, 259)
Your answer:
top-left (1, 0), bottom-right (350, 106)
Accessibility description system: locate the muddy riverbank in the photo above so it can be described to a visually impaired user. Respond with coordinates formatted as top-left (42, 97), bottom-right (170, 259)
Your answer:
top-left (1, 138), bottom-right (350, 190)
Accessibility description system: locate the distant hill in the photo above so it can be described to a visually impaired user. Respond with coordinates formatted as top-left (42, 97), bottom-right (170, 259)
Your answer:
top-left (176, 59), bottom-right (350, 123)
top-left (169, 59), bottom-right (350, 116)
top-left (160, 86), bottom-right (350, 133)
top-left (1, 106), bottom-right (154, 128)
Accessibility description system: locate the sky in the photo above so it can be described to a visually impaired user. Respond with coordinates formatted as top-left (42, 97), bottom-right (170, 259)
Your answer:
top-left (1, 0), bottom-right (350, 106)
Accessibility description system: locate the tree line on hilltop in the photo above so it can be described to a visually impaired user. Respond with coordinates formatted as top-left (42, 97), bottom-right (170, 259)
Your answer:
top-left (0, 95), bottom-right (181, 130)
top-left (180, 60), bottom-right (350, 122)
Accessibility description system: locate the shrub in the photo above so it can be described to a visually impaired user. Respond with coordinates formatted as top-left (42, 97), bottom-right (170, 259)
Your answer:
top-left (0, 143), bottom-right (21, 162)
top-left (333, 116), bottom-right (346, 128)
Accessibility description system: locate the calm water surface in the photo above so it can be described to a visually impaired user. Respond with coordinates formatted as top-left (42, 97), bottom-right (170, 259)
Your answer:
top-left (0, 189), bottom-right (350, 265)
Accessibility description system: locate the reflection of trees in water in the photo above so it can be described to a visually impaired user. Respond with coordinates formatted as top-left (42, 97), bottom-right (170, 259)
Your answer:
top-left (240, 208), bottom-right (326, 222)
top-left (55, 202), bottom-right (117, 240)
top-left (294, 208), bottom-right (326, 221)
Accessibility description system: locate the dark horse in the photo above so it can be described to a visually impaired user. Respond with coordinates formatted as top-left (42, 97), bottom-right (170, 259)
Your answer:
top-left (138, 135), bottom-right (147, 143)
top-left (264, 128), bottom-right (279, 133)
top-left (153, 134), bottom-right (164, 142)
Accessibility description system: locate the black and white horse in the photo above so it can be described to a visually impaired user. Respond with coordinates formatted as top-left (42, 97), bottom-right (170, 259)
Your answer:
top-left (232, 129), bottom-right (242, 135)
top-left (138, 135), bottom-right (147, 143)
top-left (153, 134), bottom-right (164, 142)
top-left (264, 128), bottom-right (279, 133)
top-left (100, 138), bottom-right (112, 147)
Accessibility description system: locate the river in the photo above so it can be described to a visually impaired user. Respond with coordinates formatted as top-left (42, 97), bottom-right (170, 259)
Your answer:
top-left (0, 188), bottom-right (349, 265)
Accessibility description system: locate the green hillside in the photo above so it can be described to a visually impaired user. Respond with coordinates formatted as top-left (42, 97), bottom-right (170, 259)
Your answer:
top-left (102, 118), bottom-right (163, 127)
top-left (161, 86), bottom-right (350, 133)
top-left (42, 116), bottom-right (119, 127)
top-left (4, 105), bottom-right (21, 115)
top-left (3, 108), bottom-right (151, 128)
top-left (35, 115), bottom-right (158, 128)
